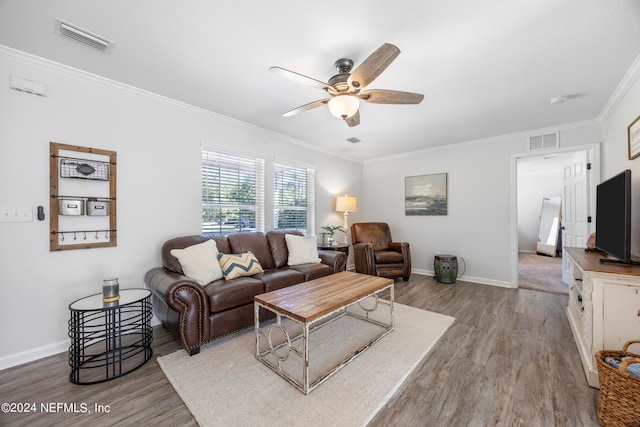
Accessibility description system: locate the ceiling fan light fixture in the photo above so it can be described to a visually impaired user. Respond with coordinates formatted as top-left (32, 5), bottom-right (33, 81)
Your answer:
top-left (328, 95), bottom-right (359, 119)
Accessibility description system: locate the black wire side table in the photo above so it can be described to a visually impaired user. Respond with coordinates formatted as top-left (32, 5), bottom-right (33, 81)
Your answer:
top-left (68, 288), bottom-right (153, 384)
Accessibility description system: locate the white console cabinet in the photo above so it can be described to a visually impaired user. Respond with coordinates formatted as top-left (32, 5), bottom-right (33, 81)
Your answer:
top-left (566, 247), bottom-right (640, 388)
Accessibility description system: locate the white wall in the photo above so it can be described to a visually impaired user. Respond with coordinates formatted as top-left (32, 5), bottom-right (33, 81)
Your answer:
top-left (362, 123), bottom-right (602, 287)
top-left (0, 48), bottom-right (363, 368)
top-left (602, 57), bottom-right (640, 258)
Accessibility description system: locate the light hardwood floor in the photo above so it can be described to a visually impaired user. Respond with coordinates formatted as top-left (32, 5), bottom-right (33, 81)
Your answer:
top-left (0, 275), bottom-right (599, 427)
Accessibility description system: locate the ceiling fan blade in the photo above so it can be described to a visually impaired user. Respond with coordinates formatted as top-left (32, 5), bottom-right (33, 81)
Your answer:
top-left (344, 110), bottom-right (360, 127)
top-left (347, 43), bottom-right (401, 89)
top-left (282, 99), bottom-right (329, 117)
top-left (359, 89), bottom-right (424, 104)
top-left (269, 66), bottom-right (331, 90)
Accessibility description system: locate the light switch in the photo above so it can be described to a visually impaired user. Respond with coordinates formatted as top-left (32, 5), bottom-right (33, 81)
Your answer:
top-left (0, 207), bottom-right (33, 223)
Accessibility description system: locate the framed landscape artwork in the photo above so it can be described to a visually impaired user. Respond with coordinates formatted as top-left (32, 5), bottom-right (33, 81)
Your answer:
top-left (629, 115), bottom-right (640, 160)
top-left (405, 173), bottom-right (448, 215)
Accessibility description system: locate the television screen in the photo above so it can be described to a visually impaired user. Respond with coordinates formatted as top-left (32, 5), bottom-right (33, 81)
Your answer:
top-left (595, 169), bottom-right (632, 264)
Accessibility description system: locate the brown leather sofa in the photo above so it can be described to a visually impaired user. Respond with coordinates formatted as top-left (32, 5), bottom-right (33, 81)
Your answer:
top-left (351, 222), bottom-right (411, 281)
top-left (145, 230), bottom-right (346, 355)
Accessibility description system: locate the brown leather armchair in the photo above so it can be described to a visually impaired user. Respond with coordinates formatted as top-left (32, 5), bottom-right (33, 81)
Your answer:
top-left (351, 222), bottom-right (411, 281)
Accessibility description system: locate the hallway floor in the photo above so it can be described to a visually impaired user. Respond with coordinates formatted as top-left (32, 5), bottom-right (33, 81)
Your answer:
top-left (518, 252), bottom-right (567, 295)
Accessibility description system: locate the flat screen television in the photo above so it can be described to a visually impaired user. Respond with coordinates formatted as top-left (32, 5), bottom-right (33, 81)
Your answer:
top-left (595, 169), bottom-right (637, 264)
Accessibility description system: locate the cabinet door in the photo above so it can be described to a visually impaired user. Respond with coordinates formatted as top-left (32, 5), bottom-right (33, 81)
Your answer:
top-left (603, 283), bottom-right (640, 350)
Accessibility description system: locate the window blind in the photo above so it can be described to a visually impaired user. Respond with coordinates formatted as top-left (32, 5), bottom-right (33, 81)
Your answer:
top-left (202, 149), bottom-right (265, 235)
top-left (274, 163), bottom-right (315, 235)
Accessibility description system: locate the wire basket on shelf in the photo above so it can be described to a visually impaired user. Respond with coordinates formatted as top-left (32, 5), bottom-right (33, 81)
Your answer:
top-left (595, 340), bottom-right (640, 426)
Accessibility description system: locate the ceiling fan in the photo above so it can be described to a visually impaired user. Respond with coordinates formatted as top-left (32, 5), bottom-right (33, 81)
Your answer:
top-left (270, 43), bottom-right (424, 127)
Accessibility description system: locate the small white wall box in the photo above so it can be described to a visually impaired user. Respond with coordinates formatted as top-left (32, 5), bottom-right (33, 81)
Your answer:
top-left (86, 198), bottom-right (110, 216)
top-left (10, 76), bottom-right (47, 97)
top-left (58, 200), bottom-right (84, 216)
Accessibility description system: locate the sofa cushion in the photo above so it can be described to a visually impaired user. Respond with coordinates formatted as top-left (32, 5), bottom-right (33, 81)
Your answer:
top-left (170, 239), bottom-right (223, 285)
top-left (285, 234), bottom-right (321, 266)
top-left (374, 250), bottom-right (405, 264)
top-left (227, 232), bottom-right (275, 269)
top-left (218, 252), bottom-right (264, 280)
top-left (259, 268), bottom-right (305, 292)
top-left (266, 230), bottom-right (304, 268)
top-left (210, 235), bottom-right (232, 254)
top-left (289, 263), bottom-right (334, 281)
top-left (205, 276), bottom-right (264, 313)
top-left (162, 235), bottom-right (212, 274)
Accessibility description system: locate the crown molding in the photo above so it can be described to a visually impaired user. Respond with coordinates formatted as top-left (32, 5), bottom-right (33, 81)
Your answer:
top-left (598, 52), bottom-right (640, 123)
top-left (0, 45), bottom-right (360, 163)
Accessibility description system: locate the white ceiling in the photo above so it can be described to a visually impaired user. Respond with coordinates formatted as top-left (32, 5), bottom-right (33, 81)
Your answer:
top-left (1, 1), bottom-right (639, 162)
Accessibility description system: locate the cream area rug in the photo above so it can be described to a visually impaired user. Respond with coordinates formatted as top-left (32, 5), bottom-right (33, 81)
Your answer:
top-left (157, 303), bottom-right (455, 427)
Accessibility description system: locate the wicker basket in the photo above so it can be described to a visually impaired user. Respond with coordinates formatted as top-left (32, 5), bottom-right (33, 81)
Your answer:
top-left (596, 340), bottom-right (640, 426)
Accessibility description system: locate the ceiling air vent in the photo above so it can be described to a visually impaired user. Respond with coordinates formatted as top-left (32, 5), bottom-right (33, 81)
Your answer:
top-left (528, 132), bottom-right (558, 151)
top-left (55, 18), bottom-right (114, 52)
top-left (346, 137), bottom-right (360, 144)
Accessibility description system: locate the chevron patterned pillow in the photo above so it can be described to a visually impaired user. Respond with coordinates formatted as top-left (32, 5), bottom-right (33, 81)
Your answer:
top-left (217, 251), bottom-right (264, 280)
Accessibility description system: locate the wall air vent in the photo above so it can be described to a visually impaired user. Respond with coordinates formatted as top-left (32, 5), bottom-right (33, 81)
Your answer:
top-left (528, 132), bottom-right (558, 151)
top-left (54, 18), bottom-right (114, 53)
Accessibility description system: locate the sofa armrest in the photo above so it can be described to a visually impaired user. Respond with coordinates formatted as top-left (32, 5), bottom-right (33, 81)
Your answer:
top-left (317, 249), bottom-right (347, 273)
top-left (389, 241), bottom-right (412, 277)
top-left (352, 243), bottom-right (376, 276)
top-left (144, 267), bottom-right (210, 352)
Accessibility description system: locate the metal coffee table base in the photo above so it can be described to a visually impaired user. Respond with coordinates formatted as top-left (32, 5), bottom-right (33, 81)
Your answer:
top-left (254, 284), bottom-right (394, 395)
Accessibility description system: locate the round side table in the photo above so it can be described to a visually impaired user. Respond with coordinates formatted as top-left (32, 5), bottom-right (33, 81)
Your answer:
top-left (68, 288), bottom-right (153, 384)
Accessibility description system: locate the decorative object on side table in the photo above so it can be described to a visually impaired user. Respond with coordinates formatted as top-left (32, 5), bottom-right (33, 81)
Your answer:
top-left (335, 195), bottom-right (357, 230)
top-left (320, 225), bottom-right (346, 246)
top-left (102, 278), bottom-right (120, 303)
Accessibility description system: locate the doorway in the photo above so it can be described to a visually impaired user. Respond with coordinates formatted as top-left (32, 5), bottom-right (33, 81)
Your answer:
top-left (511, 144), bottom-right (599, 293)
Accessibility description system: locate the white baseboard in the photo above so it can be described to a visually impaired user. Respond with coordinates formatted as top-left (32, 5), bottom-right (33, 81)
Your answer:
top-left (0, 317), bottom-right (163, 371)
top-left (0, 340), bottom-right (68, 371)
top-left (411, 269), bottom-right (515, 288)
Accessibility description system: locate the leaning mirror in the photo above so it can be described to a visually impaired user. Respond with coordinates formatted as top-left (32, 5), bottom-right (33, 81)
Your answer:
top-left (536, 196), bottom-right (561, 257)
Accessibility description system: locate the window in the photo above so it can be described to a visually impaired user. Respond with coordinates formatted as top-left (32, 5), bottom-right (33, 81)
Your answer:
top-left (202, 148), bottom-right (264, 235)
top-left (274, 162), bottom-right (315, 234)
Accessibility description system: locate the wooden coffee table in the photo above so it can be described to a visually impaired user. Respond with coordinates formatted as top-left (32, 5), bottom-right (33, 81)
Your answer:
top-left (254, 271), bottom-right (394, 394)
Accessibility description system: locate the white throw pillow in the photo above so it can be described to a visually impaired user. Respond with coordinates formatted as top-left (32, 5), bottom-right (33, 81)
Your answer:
top-left (170, 239), bottom-right (223, 285)
top-left (285, 234), bottom-right (321, 266)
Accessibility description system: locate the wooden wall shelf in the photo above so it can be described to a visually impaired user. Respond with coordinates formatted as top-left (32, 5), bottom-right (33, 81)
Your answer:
top-left (49, 142), bottom-right (117, 251)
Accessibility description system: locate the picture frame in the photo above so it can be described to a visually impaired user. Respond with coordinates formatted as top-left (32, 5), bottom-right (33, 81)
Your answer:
top-left (628, 114), bottom-right (640, 160)
top-left (405, 173), bottom-right (448, 215)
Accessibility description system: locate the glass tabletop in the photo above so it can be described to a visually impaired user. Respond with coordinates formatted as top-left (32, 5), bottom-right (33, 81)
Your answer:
top-left (69, 288), bottom-right (151, 311)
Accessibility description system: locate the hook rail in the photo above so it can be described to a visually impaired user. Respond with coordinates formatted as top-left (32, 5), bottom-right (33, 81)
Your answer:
top-left (52, 229), bottom-right (117, 242)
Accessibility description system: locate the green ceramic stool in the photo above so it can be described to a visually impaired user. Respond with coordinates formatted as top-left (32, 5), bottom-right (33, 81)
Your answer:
top-left (434, 255), bottom-right (458, 284)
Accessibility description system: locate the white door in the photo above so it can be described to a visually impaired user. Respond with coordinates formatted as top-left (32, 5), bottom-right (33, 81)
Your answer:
top-left (561, 151), bottom-right (591, 283)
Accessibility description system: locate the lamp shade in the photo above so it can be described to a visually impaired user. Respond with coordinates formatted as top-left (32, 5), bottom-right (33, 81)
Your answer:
top-left (327, 95), bottom-right (360, 119)
top-left (336, 195), bottom-right (357, 213)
